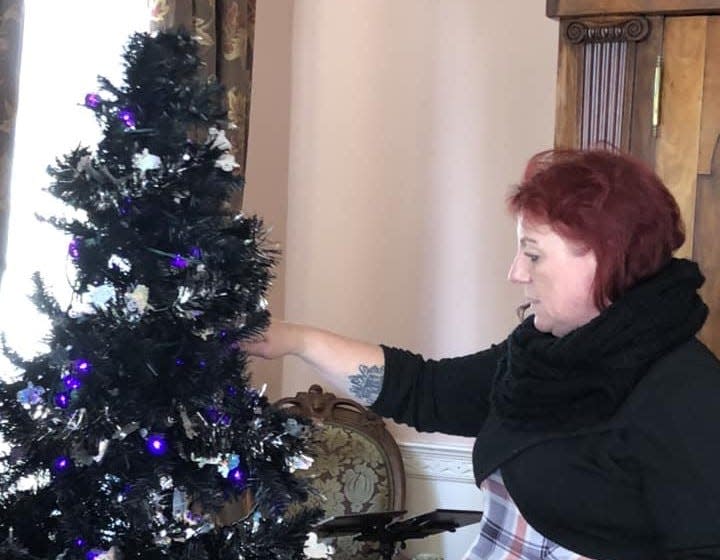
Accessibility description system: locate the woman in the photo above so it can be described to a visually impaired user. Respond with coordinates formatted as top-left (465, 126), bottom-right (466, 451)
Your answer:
top-left (243, 149), bottom-right (720, 559)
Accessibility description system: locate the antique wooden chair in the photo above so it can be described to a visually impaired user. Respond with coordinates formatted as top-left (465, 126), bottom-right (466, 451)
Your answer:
top-left (276, 384), bottom-right (406, 560)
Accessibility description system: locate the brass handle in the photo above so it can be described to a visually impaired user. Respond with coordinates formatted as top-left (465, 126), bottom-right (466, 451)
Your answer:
top-left (652, 55), bottom-right (663, 137)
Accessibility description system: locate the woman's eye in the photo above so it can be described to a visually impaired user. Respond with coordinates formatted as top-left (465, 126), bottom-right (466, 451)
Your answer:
top-left (524, 253), bottom-right (539, 262)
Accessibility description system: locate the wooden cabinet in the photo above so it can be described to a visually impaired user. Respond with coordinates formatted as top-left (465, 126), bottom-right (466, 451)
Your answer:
top-left (547, 0), bottom-right (720, 356)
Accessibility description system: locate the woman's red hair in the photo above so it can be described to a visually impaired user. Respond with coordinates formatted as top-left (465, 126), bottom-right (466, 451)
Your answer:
top-left (507, 149), bottom-right (685, 309)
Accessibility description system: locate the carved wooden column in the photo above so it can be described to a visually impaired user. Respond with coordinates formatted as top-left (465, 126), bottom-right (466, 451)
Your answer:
top-left (555, 15), bottom-right (658, 156)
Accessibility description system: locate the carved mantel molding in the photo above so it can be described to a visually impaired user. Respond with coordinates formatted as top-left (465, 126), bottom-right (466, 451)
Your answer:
top-left (399, 442), bottom-right (475, 484)
top-left (566, 17), bottom-right (650, 44)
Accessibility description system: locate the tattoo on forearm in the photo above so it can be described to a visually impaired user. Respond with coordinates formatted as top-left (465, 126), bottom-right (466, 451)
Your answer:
top-left (348, 364), bottom-right (384, 406)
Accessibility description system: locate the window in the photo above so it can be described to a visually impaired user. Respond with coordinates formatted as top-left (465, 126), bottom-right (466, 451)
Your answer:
top-left (0, 1), bottom-right (150, 369)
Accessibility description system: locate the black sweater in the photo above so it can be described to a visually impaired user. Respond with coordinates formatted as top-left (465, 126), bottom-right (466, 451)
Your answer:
top-left (371, 337), bottom-right (720, 560)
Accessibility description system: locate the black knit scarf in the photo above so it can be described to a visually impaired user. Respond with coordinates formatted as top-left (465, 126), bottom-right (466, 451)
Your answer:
top-left (491, 258), bottom-right (709, 432)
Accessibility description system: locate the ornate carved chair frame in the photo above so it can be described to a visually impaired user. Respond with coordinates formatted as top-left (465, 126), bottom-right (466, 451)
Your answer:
top-left (276, 384), bottom-right (406, 558)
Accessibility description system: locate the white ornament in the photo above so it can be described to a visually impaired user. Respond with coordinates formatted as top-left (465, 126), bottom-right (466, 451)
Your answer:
top-left (304, 532), bottom-right (334, 559)
top-left (215, 152), bottom-right (240, 172)
top-left (206, 127), bottom-right (239, 171)
top-left (88, 284), bottom-right (116, 310)
top-left (288, 453), bottom-right (314, 473)
top-left (108, 254), bottom-right (132, 272)
top-left (126, 284), bottom-right (150, 315)
top-left (94, 439), bottom-right (110, 463)
top-left (190, 452), bottom-right (221, 468)
top-left (207, 127), bottom-right (233, 151)
top-left (132, 148), bottom-right (162, 174)
top-left (16, 382), bottom-right (46, 408)
top-left (176, 286), bottom-right (194, 305)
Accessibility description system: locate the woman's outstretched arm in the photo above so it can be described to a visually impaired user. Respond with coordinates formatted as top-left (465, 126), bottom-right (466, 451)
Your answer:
top-left (240, 321), bottom-right (385, 405)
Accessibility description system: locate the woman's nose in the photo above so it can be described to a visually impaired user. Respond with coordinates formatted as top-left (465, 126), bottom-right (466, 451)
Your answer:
top-left (508, 255), bottom-right (530, 284)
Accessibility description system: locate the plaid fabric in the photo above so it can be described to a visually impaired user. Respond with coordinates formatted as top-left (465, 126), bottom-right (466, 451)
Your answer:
top-left (461, 471), bottom-right (595, 560)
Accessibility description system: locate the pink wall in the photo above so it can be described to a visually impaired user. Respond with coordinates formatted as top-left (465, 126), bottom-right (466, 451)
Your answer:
top-left (245, 1), bottom-right (559, 446)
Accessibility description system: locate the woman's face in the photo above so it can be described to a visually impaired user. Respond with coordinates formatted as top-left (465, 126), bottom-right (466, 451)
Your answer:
top-left (508, 215), bottom-right (600, 337)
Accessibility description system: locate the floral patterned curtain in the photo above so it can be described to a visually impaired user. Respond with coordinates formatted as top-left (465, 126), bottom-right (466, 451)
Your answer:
top-left (150, 0), bottom-right (256, 209)
top-left (0, 0), bottom-right (24, 287)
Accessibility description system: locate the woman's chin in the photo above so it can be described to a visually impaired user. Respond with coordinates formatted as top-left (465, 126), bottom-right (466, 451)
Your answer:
top-left (532, 315), bottom-right (555, 335)
top-left (532, 315), bottom-right (544, 329)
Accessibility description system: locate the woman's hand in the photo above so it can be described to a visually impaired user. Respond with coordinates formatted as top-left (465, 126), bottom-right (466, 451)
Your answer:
top-left (240, 321), bottom-right (305, 360)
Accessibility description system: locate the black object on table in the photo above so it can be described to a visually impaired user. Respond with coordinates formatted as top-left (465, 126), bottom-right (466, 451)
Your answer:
top-left (314, 509), bottom-right (484, 560)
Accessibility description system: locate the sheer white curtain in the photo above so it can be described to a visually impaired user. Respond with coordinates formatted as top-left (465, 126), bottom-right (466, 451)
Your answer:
top-left (0, 1), bottom-right (150, 370)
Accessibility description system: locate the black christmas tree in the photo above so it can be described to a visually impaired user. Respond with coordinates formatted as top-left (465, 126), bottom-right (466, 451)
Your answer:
top-left (0, 31), bottom-right (321, 560)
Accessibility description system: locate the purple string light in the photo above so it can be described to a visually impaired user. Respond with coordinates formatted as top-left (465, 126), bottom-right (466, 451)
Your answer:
top-left (63, 376), bottom-right (81, 391)
top-left (118, 108), bottom-right (137, 128)
top-left (170, 254), bottom-right (188, 269)
top-left (53, 456), bottom-right (71, 472)
top-left (119, 197), bottom-right (132, 216)
top-left (146, 434), bottom-right (167, 456)
top-left (54, 392), bottom-right (70, 409)
top-left (68, 239), bottom-right (80, 259)
top-left (228, 467), bottom-right (247, 487)
top-left (84, 93), bottom-right (101, 108)
top-left (72, 359), bottom-right (92, 375)
top-left (205, 407), bottom-right (220, 423)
